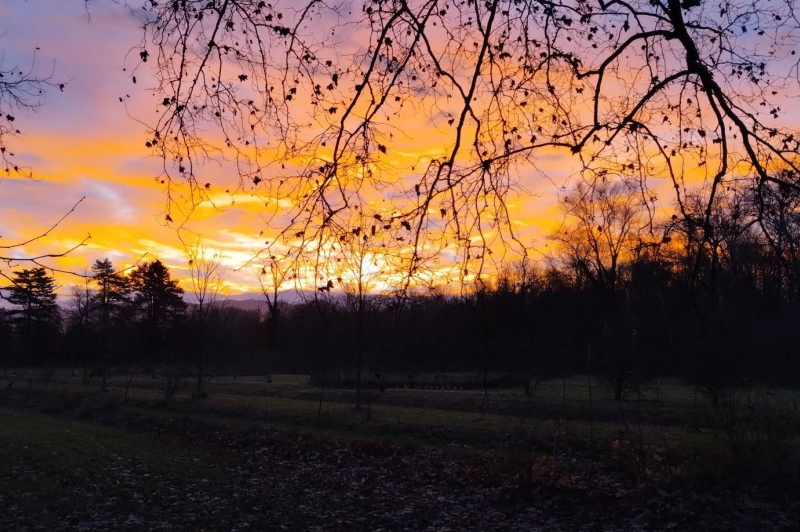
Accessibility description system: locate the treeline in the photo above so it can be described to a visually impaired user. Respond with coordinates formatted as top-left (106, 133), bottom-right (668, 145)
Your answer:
top-left (2, 180), bottom-right (800, 402)
top-left (0, 258), bottom-right (267, 384)
top-left (280, 179), bottom-right (800, 403)
top-left (2, 260), bottom-right (183, 367)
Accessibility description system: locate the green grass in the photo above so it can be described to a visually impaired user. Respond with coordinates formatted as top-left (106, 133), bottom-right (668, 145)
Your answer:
top-left (2, 391), bottom-right (797, 532)
top-left (3, 369), bottom-right (798, 466)
top-left (0, 381), bottom-right (723, 464)
top-left (0, 408), bottom-right (188, 525)
top-left (0, 407), bottom-right (176, 471)
top-left (1, 376), bottom-right (798, 509)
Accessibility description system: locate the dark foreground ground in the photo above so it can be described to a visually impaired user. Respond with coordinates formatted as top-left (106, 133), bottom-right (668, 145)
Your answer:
top-left (1, 383), bottom-right (799, 531)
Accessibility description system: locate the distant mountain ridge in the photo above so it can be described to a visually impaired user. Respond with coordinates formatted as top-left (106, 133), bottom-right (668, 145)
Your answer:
top-left (12, 289), bottom-right (354, 311)
top-left (181, 290), bottom-right (321, 313)
top-left (222, 298), bottom-right (268, 313)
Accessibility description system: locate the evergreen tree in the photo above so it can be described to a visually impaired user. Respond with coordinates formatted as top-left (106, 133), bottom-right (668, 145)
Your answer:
top-left (129, 260), bottom-right (186, 363)
top-left (4, 267), bottom-right (60, 363)
top-left (91, 258), bottom-right (130, 390)
top-left (91, 258), bottom-right (130, 323)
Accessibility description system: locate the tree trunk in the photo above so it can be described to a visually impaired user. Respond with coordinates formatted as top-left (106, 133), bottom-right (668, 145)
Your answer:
top-left (614, 378), bottom-right (623, 401)
top-left (355, 342), bottom-right (363, 411)
top-left (355, 304), bottom-right (364, 411)
top-left (101, 350), bottom-right (107, 393)
top-left (197, 350), bottom-right (204, 395)
top-left (100, 315), bottom-right (108, 393)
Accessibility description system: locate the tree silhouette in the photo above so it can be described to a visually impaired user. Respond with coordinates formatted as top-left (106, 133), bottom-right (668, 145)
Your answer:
top-left (0, 42), bottom-right (63, 177)
top-left (66, 274), bottom-right (95, 376)
top-left (0, 197), bottom-right (89, 279)
top-left (92, 259), bottom-right (131, 391)
top-left (551, 178), bottom-right (651, 400)
top-left (132, 0), bottom-right (800, 282)
top-left (130, 260), bottom-right (186, 363)
top-left (257, 253), bottom-right (294, 380)
top-left (552, 178), bottom-right (648, 307)
top-left (0, 41), bottom-right (86, 275)
top-left (92, 259), bottom-right (131, 319)
top-left (330, 210), bottom-right (394, 410)
top-left (3, 267), bottom-right (60, 363)
top-left (746, 180), bottom-right (800, 306)
top-left (185, 243), bottom-right (227, 395)
top-left (493, 260), bottom-right (554, 396)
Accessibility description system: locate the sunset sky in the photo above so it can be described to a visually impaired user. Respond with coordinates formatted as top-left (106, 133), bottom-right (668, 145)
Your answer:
top-left (0, 1), bottom-right (636, 295)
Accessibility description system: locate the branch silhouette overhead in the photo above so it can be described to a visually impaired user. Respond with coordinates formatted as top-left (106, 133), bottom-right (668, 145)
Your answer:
top-left (133, 0), bottom-right (800, 281)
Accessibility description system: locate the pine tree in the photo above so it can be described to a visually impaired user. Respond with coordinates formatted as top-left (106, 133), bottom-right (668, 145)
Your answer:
top-left (129, 260), bottom-right (186, 363)
top-left (4, 267), bottom-right (60, 362)
top-left (91, 258), bottom-right (130, 323)
top-left (91, 258), bottom-right (130, 390)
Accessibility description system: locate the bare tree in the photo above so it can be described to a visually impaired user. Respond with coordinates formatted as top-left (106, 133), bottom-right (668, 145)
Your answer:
top-left (552, 178), bottom-right (647, 305)
top-left (256, 253), bottom-right (294, 381)
top-left (127, 0), bottom-right (800, 288)
top-left (327, 209), bottom-right (396, 410)
top-left (676, 189), bottom-right (757, 302)
top-left (186, 242), bottom-right (227, 396)
top-left (746, 179), bottom-right (800, 305)
top-left (67, 274), bottom-right (94, 376)
top-left (551, 177), bottom-right (649, 400)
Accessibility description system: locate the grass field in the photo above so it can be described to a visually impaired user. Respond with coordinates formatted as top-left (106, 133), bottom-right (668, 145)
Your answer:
top-left (1, 370), bottom-right (799, 530)
top-left (0, 372), bottom-right (698, 438)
